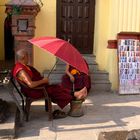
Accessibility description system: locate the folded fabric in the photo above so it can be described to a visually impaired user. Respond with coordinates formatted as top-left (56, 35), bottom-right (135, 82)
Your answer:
top-left (70, 69), bottom-right (80, 75)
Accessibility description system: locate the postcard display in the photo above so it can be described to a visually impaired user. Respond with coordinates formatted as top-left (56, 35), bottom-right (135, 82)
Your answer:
top-left (118, 33), bottom-right (140, 94)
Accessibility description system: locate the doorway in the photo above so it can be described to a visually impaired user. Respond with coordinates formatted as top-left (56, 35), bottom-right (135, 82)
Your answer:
top-left (4, 15), bottom-right (14, 60)
top-left (57, 0), bottom-right (95, 54)
top-left (0, 15), bottom-right (15, 71)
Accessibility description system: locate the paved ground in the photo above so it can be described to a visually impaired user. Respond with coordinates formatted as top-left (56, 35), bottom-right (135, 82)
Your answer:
top-left (1, 87), bottom-right (140, 140)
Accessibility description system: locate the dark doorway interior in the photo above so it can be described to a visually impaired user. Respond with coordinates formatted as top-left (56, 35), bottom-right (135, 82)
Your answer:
top-left (4, 15), bottom-right (14, 60)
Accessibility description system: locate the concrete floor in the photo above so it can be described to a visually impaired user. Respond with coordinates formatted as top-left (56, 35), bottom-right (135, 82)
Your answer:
top-left (1, 86), bottom-right (140, 140)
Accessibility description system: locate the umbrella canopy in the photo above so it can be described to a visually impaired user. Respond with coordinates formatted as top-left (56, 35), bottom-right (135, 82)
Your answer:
top-left (28, 37), bottom-right (89, 75)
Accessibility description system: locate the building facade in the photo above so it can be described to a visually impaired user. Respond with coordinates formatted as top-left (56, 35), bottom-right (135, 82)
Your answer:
top-left (0, 0), bottom-right (140, 90)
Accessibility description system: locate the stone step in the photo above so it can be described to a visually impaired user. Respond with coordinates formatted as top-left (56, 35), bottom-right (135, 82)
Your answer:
top-left (44, 54), bottom-right (112, 92)
top-left (83, 54), bottom-right (96, 63)
top-left (44, 70), bottom-right (109, 81)
top-left (47, 76), bottom-right (110, 85)
top-left (90, 71), bottom-right (109, 80)
top-left (56, 54), bottom-right (96, 65)
top-left (45, 79), bottom-right (111, 92)
top-left (91, 80), bottom-right (111, 92)
top-left (51, 63), bottom-right (99, 72)
top-left (57, 59), bottom-right (97, 65)
top-left (55, 54), bottom-right (98, 71)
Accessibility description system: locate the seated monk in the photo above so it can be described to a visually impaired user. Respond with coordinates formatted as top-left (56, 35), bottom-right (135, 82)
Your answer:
top-left (61, 63), bottom-right (91, 93)
top-left (12, 49), bottom-right (87, 118)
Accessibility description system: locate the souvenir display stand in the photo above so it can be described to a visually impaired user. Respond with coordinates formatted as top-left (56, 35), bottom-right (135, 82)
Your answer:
top-left (117, 32), bottom-right (140, 94)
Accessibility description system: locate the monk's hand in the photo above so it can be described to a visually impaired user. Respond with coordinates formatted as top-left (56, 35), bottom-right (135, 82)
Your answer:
top-left (43, 77), bottom-right (49, 84)
top-left (70, 75), bottom-right (75, 82)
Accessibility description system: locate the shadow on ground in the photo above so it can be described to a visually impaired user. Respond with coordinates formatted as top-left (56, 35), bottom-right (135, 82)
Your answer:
top-left (13, 91), bottom-right (140, 139)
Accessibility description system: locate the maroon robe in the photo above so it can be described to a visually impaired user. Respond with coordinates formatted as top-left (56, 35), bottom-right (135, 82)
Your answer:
top-left (61, 65), bottom-right (91, 92)
top-left (12, 62), bottom-right (73, 109)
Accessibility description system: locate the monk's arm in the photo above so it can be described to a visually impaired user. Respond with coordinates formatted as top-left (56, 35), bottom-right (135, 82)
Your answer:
top-left (65, 64), bottom-right (74, 82)
top-left (17, 70), bottom-right (49, 88)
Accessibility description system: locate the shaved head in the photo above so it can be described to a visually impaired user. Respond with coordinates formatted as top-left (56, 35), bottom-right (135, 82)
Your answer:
top-left (16, 49), bottom-right (28, 61)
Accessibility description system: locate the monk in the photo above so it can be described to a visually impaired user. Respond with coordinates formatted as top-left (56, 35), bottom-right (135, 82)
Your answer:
top-left (61, 64), bottom-right (91, 93)
top-left (12, 49), bottom-right (87, 118)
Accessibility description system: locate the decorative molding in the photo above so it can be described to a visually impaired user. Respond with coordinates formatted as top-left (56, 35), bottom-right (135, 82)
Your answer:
top-left (107, 40), bottom-right (117, 49)
top-left (117, 32), bottom-right (140, 40)
top-left (5, 0), bottom-right (40, 16)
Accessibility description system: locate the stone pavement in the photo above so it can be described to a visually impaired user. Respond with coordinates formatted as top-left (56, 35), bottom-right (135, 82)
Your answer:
top-left (0, 86), bottom-right (17, 139)
top-left (1, 87), bottom-right (140, 140)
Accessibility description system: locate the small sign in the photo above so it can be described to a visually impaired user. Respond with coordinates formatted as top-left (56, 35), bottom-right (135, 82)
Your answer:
top-left (17, 19), bottom-right (28, 32)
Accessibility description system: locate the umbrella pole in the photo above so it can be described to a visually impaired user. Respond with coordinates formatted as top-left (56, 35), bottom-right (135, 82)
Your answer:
top-left (72, 81), bottom-right (75, 93)
top-left (47, 59), bottom-right (59, 78)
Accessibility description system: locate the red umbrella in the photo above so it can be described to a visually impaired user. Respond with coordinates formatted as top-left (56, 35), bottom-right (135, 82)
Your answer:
top-left (28, 37), bottom-right (89, 75)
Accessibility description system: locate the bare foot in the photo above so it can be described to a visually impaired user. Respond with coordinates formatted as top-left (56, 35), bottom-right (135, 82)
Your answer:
top-left (74, 87), bottom-right (87, 100)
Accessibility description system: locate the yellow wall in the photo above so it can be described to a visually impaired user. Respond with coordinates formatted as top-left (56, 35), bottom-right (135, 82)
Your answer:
top-left (94, 0), bottom-right (140, 90)
top-left (34, 0), bottom-right (56, 72)
top-left (0, 0), bottom-right (8, 60)
top-left (108, 0), bottom-right (140, 90)
top-left (94, 0), bottom-right (110, 70)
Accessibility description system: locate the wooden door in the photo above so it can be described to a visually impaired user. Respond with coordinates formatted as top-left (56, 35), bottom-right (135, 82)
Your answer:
top-left (57, 0), bottom-right (95, 54)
